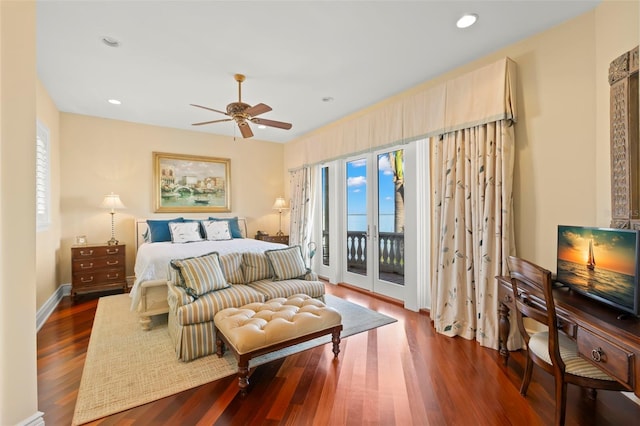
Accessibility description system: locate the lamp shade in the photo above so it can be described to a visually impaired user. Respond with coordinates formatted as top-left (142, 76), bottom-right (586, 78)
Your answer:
top-left (101, 193), bottom-right (126, 212)
top-left (272, 197), bottom-right (288, 211)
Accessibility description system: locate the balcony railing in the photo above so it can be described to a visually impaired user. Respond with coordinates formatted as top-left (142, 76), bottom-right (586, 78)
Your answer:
top-left (322, 230), bottom-right (404, 284)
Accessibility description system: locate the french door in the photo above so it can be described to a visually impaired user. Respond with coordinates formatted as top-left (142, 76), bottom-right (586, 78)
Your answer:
top-left (342, 148), bottom-right (405, 300)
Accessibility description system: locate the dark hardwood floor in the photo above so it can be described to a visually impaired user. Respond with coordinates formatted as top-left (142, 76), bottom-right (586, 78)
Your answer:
top-left (38, 285), bottom-right (640, 425)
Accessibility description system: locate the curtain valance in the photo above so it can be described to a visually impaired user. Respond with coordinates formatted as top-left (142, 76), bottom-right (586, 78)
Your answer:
top-left (284, 57), bottom-right (517, 168)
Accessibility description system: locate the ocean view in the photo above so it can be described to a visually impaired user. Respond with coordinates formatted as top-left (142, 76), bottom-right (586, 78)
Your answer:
top-left (348, 213), bottom-right (397, 233)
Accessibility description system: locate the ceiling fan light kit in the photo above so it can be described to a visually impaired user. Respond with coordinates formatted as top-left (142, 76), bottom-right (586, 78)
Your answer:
top-left (190, 74), bottom-right (292, 138)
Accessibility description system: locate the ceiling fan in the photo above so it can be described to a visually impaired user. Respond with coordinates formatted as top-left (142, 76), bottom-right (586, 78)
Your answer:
top-left (190, 74), bottom-right (292, 138)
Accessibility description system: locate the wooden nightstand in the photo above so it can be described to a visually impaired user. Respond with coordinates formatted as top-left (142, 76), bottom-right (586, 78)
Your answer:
top-left (71, 244), bottom-right (126, 301)
top-left (255, 234), bottom-right (289, 245)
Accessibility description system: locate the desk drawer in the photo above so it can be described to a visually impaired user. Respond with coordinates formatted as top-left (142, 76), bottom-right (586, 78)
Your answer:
top-left (577, 328), bottom-right (634, 386)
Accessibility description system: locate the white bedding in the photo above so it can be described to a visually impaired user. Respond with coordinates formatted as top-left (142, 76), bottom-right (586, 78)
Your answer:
top-left (130, 238), bottom-right (286, 310)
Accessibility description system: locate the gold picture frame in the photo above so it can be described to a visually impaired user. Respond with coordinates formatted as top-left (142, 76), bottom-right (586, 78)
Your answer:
top-left (153, 152), bottom-right (231, 213)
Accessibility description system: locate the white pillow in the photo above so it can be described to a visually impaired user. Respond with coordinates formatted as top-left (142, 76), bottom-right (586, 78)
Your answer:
top-left (169, 221), bottom-right (203, 243)
top-left (202, 220), bottom-right (232, 241)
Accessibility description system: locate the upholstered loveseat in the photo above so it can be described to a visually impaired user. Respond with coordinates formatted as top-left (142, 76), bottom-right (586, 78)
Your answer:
top-left (167, 246), bottom-right (325, 361)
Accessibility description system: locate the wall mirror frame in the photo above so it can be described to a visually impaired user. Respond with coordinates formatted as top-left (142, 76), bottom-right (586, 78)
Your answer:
top-left (610, 45), bottom-right (639, 229)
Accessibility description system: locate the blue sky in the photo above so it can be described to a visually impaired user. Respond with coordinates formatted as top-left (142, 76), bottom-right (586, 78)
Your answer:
top-left (346, 153), bottom-right (398, 231)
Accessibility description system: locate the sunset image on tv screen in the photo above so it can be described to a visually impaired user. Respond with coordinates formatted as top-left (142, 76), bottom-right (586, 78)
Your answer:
top-left (556, 226), bottom-right (637, 311)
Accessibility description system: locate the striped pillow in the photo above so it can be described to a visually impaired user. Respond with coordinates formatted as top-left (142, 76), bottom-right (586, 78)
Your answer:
top-left (218, 252), bottom-right (245, 284)
top-left (242, 252), bottom-right (272, 283)
top-left (265, 245), bottom-right (308, 281)
top-left (170, 252), bottom-right (229, 297)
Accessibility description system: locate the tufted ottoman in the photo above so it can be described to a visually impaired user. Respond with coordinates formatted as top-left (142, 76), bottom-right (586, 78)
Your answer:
top-left (214, 294), bottom-right (343, 395)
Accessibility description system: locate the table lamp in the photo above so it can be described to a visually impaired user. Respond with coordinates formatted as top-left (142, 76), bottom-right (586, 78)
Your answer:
top-left (272, 197), bottom-right (288, 236)
top-left (101, 192), bottom-right (126, 245)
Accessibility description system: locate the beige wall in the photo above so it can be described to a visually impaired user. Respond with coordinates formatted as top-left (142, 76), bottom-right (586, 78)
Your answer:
top-left (59, 114), bottom-right (285, 284)
top-left (36, 79), bottom-right (61, 309)
top-left (1, 1), bottom-right (39, 425)
top-left (285, 0), bottom-right (639, 272)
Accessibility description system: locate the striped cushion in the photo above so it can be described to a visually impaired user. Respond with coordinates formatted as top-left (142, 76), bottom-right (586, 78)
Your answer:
top-left (247, 278), bottom-right (325, 301)
top-left (170, 252), bottom-right (229, 297)
top-left (265, 245), bottom-right (308, 281)
top-left (528, 331), bottom-right (617, 381)
top-left (242, 252), bottom-right (272, 283)
top-left (174, 284), bottom-right (265, 325)
top-left (218, 252), bottom-right (245, 284)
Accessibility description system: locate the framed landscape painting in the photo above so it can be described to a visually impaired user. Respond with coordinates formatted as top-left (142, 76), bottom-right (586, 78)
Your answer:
top-left (153, 152), bottom-right (231, 213)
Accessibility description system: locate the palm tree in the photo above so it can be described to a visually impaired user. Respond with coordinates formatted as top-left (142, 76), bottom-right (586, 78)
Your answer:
top-left (389, 150), bottom-right (405, 233)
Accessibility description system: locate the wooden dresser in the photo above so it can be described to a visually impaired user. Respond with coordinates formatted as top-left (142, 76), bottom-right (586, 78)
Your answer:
top-left (255, 234), bottom-right (289, 245)
top-left (71, 244), bottom-right (126, 301)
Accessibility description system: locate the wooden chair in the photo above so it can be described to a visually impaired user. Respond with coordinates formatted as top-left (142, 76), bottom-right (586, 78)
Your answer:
top-left (506, 256), bottom-right (627, 425)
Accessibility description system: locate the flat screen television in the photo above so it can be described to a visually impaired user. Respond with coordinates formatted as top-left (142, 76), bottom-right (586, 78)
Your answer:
top-left (556, 225), bottom-right (640, 317)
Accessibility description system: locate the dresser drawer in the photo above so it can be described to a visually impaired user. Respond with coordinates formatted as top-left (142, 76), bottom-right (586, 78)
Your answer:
top-left (577, 327), bottom-right (634, 386)
top-left (72, 255), bottom-right (125, 272)
top-left (73, 269), bottom-right (126, 289)
top-left (72, 245), bottom-right (124, 258)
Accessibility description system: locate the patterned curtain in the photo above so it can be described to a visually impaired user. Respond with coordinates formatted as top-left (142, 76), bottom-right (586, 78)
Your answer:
top-left (289, 167), bottom-right (315, 264)
top-left (431, 119), bottom-right (520, 350)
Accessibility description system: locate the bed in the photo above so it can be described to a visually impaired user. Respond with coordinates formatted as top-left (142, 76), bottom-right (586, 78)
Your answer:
top-left (131, 217), bottom-right (286, 330)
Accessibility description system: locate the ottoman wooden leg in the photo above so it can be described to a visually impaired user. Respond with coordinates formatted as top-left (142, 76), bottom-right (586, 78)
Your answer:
top-left (331, 326), bottom-right (341, 358)
top-left (237, 355), bottom-right (251, 397)
top-left (216, 336), bottom-right (225, 358)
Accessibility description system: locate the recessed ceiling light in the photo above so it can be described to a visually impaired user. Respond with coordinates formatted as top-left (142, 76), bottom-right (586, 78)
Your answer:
top-left (108, 99), bottom-right (121, 105)
top-left (101, 36), bottom-right (121, 48)
top-left (456, 14), bottom-right (478, 29)
top-left (322, 96), bottom-right (334, 102)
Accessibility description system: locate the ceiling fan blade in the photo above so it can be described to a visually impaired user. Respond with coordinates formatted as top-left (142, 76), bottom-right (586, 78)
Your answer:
top-left (251, 117), bottom-right (292, 130)
top-left (245, 103), bottom-right (272, 117)
top-left (239, 122), bottom-right (254, 138)
top-left (192, 118), bottom-right (233, 126)
top-left (190, 104), bottom-right (228, 116)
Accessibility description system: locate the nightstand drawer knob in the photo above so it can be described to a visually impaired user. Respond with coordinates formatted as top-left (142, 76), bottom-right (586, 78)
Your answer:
top-left (107, 273), bottom-right (120, 280)
top-left (106, 248), bottom-right (119, 254)
top-left (591, 347), bottom-right (604, 362)
top-left (106, 260), bottom-right (119, 266)
top-left (80, 263), bottom-right (93, 269)
top-left (80, 250), bottom-right (94, 256)
top-left (81, 276), bottom-right (94, 283)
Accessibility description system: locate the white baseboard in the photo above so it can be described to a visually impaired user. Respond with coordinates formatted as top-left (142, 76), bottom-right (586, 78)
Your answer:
top-left (623, 391), bottom-right (640, 406)
top-left (36, 283), bottom-right (70, 332)
top-left (17, 411), bottom-right (44, 426)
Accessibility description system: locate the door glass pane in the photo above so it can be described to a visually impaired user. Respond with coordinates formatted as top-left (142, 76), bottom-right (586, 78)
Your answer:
top-left (378, 150), bottom-right (405, 285)
top-left (321, 166), bottom-right (330, 266)
top-left (346, 158), bottom-right (367, 276)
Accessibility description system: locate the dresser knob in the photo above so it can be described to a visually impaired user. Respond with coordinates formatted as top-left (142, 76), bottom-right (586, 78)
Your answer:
top-left (107, 260), bottom-right (119, 266)
top-left (591, 347), bottom-right (604, 362)
top-left (80, 250), bottom-right (94, 256)
top-left (80, 263), bottom-right (93, 269)
top-left (80, 276), bottom-right (94, 283)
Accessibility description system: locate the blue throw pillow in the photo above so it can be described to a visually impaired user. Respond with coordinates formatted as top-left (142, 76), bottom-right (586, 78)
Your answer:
top-left (146, 218), bottom-right (184, 242)
top-left (209, 217), bottom-right (243, 238)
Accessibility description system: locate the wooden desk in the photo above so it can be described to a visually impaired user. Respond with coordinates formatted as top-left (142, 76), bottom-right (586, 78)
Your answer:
top-left (497, 276), bottom-right (640, 397)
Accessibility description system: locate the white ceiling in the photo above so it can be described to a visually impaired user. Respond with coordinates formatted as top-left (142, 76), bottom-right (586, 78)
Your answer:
top-left (37, 0), bottom-right (601, 143)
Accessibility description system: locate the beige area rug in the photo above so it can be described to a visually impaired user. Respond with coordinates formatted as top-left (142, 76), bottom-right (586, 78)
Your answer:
top-left (72, 293), bottom-right (396, 425)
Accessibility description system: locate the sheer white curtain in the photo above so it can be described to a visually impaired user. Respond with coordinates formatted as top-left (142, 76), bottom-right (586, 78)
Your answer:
top-left (289, 167), bottom-right (316, 263)
top-left (431, 120), bottom-right (519, 350)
